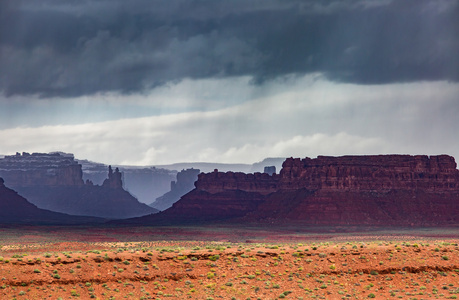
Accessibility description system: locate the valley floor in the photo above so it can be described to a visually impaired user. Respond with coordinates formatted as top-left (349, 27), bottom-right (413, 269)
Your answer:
top-left (0, 226), bottom-right (457, 299)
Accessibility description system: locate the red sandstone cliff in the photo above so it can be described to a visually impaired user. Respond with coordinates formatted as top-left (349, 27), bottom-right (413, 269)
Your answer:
top-left (279, 155), bottom-right (459, 192)
top-left (188, 155), bottom-right (459, 194)
top-left (195, 169), bottom-right (279, 194)
top-left (120, 154), bottom-right (459, 226)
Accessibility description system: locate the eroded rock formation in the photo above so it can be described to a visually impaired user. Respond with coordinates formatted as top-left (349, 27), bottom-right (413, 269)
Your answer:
top-left (0, 177), bottom-right (102, 224)
top-left (0, 153), bottom-right (157, 219)
top-left (79, 159), bottom-right (176, 204)
top-left (102, 166), bottom-right (123, 189)
top-left (121, 155), bottom-right (459, 226)
top-left (195, 169), bottom-right (279, 195)
top-left (279, 155), bottom-right (459, 192)
top-left (150, 168), bottom-right (201, 211)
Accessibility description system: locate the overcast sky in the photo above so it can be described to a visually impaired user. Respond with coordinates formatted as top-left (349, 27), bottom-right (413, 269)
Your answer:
top-left (1, 0), bottom-right (458, 166)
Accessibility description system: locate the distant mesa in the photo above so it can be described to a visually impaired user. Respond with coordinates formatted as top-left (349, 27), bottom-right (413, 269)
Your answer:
top-left (250, 158), bottom-right (284, 173)
top-left (0, 152), bottom-right (84, 186)
top-left (154, 157), bottom-right (285, 174)
top-left (119, 154), bottom-right (459, 226)
top-left (78, 159), bottom-right (176, 204)
top-left (149, 168), bottom-right (201, 211)
top-left (0, 152), bottom-right (157, 219)
top-left (4, 152), bottom-right (458, 226)
top-left (0, 177), bottom-right (103, 224)
top-left (263, 166), bottom-right (276, 176)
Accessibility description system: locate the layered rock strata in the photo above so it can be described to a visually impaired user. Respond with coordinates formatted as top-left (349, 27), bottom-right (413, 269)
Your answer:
top-left (0, 152), bottom-right (84, 186)
top-left (279, 155), bottom-right (459, 192)
top-left (195, 169), bottom-right (279, 195)
top-left (122, 155), bottom-right (459, 226)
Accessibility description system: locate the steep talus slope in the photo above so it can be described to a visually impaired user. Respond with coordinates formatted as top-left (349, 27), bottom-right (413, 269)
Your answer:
top-left (247, 189), bottom-right (458, 225)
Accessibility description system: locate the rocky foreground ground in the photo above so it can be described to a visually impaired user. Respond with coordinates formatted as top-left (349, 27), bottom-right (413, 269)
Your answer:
top-left (0, 238), bottom-right (458, 299)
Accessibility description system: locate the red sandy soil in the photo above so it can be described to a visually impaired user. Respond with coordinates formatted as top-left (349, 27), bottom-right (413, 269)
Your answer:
top-left (0, 237), bottom-right (458, 299)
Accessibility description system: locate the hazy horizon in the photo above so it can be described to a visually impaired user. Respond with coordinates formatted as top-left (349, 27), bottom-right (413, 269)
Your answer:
top-left (1, 0), bottom-right (458, 166)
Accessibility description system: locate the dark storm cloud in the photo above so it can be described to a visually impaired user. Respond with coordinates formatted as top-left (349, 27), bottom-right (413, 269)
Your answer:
top-left (1, 0), bottom-right (458, 97)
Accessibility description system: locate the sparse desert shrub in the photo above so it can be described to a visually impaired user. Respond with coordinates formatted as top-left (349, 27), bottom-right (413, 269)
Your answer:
top-left (208, 255), bottom-right (220, 261)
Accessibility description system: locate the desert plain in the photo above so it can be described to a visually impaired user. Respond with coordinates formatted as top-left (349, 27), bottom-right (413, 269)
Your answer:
top-left (0, 226), bottom-right (457, 300)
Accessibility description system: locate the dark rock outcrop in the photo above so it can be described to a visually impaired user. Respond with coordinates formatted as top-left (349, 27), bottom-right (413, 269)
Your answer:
top-left (149, 168), bottom-right (200, 211)
top-left (79, 159), bottom-right (176, 204)
top-left (0, 153), bottom-right (157, 219)
top-left (102, 166), bottom-right (123, 189)
top-left (0, 177), bottom-right (103, 224)
top-left (263, 166), bottom-right (276, 176)
top-left (120, 154), bottom-right (459, 226)
top-left (17, 167), bottom-right (158, 219)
